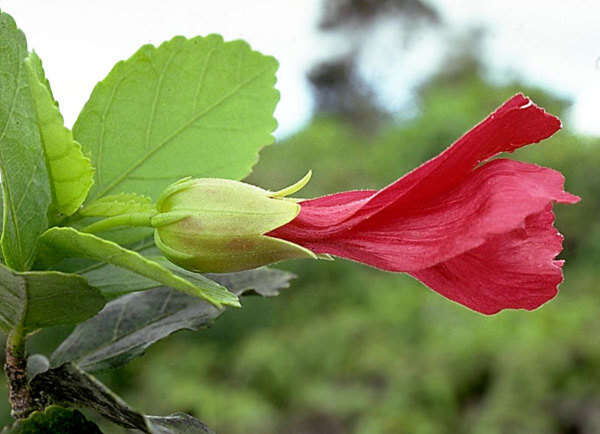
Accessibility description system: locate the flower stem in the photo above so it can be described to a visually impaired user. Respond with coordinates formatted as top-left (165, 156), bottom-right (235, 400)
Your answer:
top-left (4, 326), bottom-right (35, 419)
top-left (81, 212), bottom-right (155, 234)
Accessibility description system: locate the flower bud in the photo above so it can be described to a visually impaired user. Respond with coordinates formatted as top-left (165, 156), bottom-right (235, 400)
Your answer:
top-left (152, 177), bottom-right (316, 273)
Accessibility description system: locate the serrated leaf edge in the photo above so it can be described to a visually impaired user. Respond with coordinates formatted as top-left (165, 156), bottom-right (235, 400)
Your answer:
top-left (24, 52), bottom-right (94, 216)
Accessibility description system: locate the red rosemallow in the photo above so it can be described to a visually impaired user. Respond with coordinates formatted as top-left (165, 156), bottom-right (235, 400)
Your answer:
top-left (269, 94), bottom-right (579, 314)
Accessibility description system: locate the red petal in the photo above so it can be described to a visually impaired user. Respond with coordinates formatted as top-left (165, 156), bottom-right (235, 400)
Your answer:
top-left (289, 190), bottom-right (375, 228)
top-left (357, 94), bottom-right (561, 217)
top-left (268, 94), bottom-right (579, 314)
top-left (410, 206), bottom-right (566, 314)
top-left (273, 94), bottom-right (562, 239)
top-left (274, 159), bottom-right (578, 271)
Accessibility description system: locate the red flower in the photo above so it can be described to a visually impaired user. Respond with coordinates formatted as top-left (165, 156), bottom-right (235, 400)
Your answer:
top-left (269, 94), bottom-right (579, 314)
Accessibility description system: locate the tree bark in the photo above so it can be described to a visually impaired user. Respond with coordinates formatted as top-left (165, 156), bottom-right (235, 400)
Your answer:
top-left (4, 328), bottom-right (35, 419)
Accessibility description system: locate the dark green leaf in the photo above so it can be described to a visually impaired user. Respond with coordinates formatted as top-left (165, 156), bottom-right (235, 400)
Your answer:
top-left (206, 267), bottom-right (296, 297)
top-left (50, 267), bottom-right (295, 372)
top-left (74, 35), bottom-right (279, 203)
top-left (0, 11), bottom-right (52, 270)
top-left (26, 354), bottom-right (49, 381)
top-left (146, 413), bottom-right (214, 434)
top-left (30, 363), bottom-right (213, 433)
top-left (2, 405), bottom-right (102, 434)
top-left (30, 363), bottom-right (148, 432)
top-left (0, 262), bottom-right (105, 334)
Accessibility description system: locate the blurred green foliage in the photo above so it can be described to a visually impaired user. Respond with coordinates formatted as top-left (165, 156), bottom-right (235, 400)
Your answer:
top-left (2, 62), bottom-right (599, 434)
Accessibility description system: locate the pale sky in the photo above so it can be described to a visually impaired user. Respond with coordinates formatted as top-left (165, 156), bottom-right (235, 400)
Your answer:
top-left (432, 0), bottom-right (600, 136)
top-left (0, 0), bottom-right (598, 137)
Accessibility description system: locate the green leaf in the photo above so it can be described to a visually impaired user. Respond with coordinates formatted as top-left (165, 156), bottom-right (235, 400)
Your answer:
top-left (0, 187), bottom-right (4, 261)
top-left (0, 262), bottom-right (105, 334)
top-left (39, 227), bottom-right (239, 308)
top-left (50, 235), bottom-right (155, 275)
top-left (50, 267), bottom-right (295, 372)
top-left (0, 11), bottom-right (52, 270)
top-left (73, 34), bottom-right (279, 202)
top-left (24, 51), bottom-right (94, 217)
top-left (81, 255), bottom-right (223, 300)
top-left (2, 405), bottom-right (102, 434)
top-left (206, 267), bottom-right (296, 297)
top-left (80, 193), bottom-right (155, 217)
top-left (77, 240), bottom-right (292, 299)
top-left (29, 363), bottom-right (214, 433)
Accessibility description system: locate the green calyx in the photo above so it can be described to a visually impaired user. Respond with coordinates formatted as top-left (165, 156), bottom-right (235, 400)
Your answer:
top-left (153, 175), bottom-right (317, 273)
top-left (269, 170), bottom-right (312, 198)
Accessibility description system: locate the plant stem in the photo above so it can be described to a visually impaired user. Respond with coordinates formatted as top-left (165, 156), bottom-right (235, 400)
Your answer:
top-left (81, 212), bottom-right (155, 234)
top-left (4, 326), bottom-right (35, 419)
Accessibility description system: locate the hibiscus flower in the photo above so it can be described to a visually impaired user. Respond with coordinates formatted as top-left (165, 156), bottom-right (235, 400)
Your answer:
top-left (268, 94), bottom-right (579, 314)
top-left (154, 94), bottom-right (578, 314)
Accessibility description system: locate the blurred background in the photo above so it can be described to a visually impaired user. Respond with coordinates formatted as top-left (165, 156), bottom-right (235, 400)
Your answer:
top-left (1, 0), bottom-right (599, 433)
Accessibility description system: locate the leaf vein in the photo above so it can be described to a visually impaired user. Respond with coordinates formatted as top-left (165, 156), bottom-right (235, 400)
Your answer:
top-left (158, 289), bottom-right (173, 314)
top-left (112, 298), bottom-right (129, 342)
top-left (97, 72), bottom-right (130, 188)
top-left (145, 49), bottom-right (179, 151)
top-left (82, 305), bottom-right (211, 366)
top-left (193, 46), bottom-right (217, 111)
top-left (14, 159), bottom-right (42, 212)
top-left (0, 61), bottom-right (26, 264)
top-left (95, 65), bottom-right (272, 199)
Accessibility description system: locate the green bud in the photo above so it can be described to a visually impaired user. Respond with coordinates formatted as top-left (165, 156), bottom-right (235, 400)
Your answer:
top-left (153, 176), bottom-right (316, 273)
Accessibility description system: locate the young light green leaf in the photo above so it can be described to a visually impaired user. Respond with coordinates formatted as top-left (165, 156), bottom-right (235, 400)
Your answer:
top-left (39, 227), bottom-right (239, 308)
top-left (0, 11), bottom-right (52, 270)
top-left (74, 34), bottom-right (279, 202)
top-left (80, 193), bottom-right (155, 217)
top-left (50, 267), bottom-right (295, 372)
top-left (0, 262), bottom-right (105, 334)
top-left (29, 363), bottom-right (214, 434)
top-left (80, 255), bottom-right (222, 300)
top-left (25, 51), bottom-right (94, 217)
